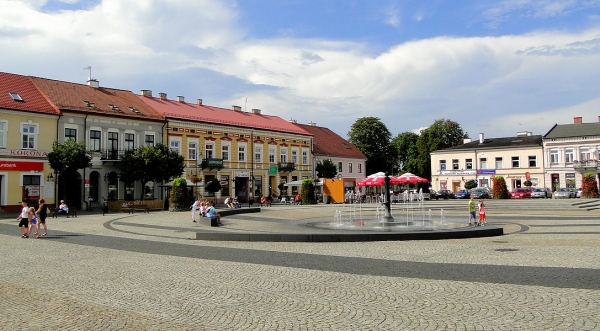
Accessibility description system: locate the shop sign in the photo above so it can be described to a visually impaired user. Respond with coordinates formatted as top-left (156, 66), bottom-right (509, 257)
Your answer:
top-left (0, 149), bottom-right (49, 157)
top-left (477, 169), bottom-right (496, 175)
top-left (440, 170), bottom-right (476, 176)
top-left (0, 161), bottom-right (44, 171)
top-left (269, 165), bottom-right (278, 174)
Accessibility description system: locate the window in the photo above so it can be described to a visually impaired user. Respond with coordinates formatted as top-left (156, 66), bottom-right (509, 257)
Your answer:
top-left (22, 174), bottom-right (41, 203)
top-left (108, 132), bottom-right (119, 159)
top-left (238, 145), bottom-right (246, 162)
top-left (188, 140), bottom-right (197, 161)
top-left (465, 158), bottom-right (473, 170)
top-left (169, 137), bottom-right (181, 154)
top-left (550, 149), bottom-right (559, 163)
top-left (255, 145), bottom-right (262, 163)
top-left (21, 123), bottom-right (38, 149)
top-left (0, 120), bottom-right (6, 148)
top-left (65, 128), bottom-right (77, 141)
top-left (291, 149), bottom-right (298, 164)
top-left (565, 148), bottom-right (574, 163)
top-left (337, 161), bottom-right (343, 172)
top-left (580, 147), bottom-right (592, 161)
top-left (439, 160), bottom-right (446, 170)
top-left (253, 176), bottom-right (262, 196)
top-left (144, 181), bottom-right (155, 199)
top-left (269, 147), bottom-right (276, 163)
top-left (452, 159), bottom-right (459, 170)
top-left (221, 144), bottom-right (230, 161)
top-left (145, 134), bottom-right (154, 147)
top-left (124, 133), bottom-right (134, 151)
top-left (302, 150), bottom-right (308, 165)
top-left (221, 175), bottom-right (230, 196)
top-left (124, 182), bottom-right (134, 200)
top-left (90, 130), bottom-right (101, 151)
top-left (205, 143), bottom-right (214, 159)
top-left (358, 163), bottom-right (362, 174)
top-left (528, 155), bottom-right (537, 167)
top-left (511, 156), bottom-right (520, 168)
top-left (9, 92), bottom-right (23, 102)
top-left (280, 147), bottom-right (287, 163)
top-left (348, 163), bottom-right (353, 173)
top-left (480, 157), bottom-right (487, 169)
top-left (495, 157), bottom-right (503, 169)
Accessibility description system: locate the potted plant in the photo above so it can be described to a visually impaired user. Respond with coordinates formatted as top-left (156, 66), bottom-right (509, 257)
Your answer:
top-left (190, 175), bottom-right (200, 184)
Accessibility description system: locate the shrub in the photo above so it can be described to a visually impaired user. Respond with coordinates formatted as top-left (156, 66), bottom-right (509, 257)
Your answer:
top-left (301, 179), bottom-right (317, 204)
top-left (169, 177), bottom-right (190, 211)
top-left (582, 172), bottom-right (599, 198)
top-left (492, 176), bottom-right (510, 199)
top-left (464, 180), bottom-right (477, 190)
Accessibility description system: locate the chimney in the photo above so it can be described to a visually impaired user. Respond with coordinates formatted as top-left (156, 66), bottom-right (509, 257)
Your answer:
top-left (140, 90), bottom-right (152, 97)
top-left (158, 92), bottom-right (167, 100)
top-left (197, 99), bottom-right (203, 105)
top-left (309, 121), bottom-right (316, 126)
top-left (176, 95), bottom-right (185, 103)
top-left (289, 118), bottom-right (297, 123)
top-left (479, 133), bottom-right (484, 144)
top-left (251, 108), bottom-right (261, 114)
top-left (87, 79), bottom-right (99, 88)
top-left (232, 105), bottom-right (242, 111)
top-left (463, 138), bottom-right (472, 144)
top-left (574, 116), bottom-right (582, 124)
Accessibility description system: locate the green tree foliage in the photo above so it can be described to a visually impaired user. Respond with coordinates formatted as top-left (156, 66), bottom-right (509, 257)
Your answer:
top-left (316, 159), bottom-right (337, 179)
top-left (416, 119), bottom-right (467, 179)
top-left (523, 180), bottom-right (532, 187)
top-left (300, 179), bottom-right (317, 205)
top-left (348, 117), bottom-right (395, 174)
top-left (47, 140), bottom-right (93, 175)
top-left (582, 172), bottom-right (599, 198)
top-left (391, 131), bottom-right (419, 174)
top-left (493, 176), bottom-right (510, 199)
top-left (118, 144), bottom-right (185, 200)
top-left (464, 179), bottom-right (477, 190)
top-left (169, 177), bottom-right (189, 211)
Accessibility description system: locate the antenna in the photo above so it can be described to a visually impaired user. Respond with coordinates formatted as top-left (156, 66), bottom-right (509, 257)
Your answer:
top-left (83, 66), bottom-right (92, 81)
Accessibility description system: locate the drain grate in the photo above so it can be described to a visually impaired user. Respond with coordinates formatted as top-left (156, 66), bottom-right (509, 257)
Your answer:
top-left (495, 248), bottom-right (519, 252)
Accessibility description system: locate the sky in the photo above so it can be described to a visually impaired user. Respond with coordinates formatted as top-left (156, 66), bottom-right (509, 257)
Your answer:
top-left (2, 0), bottom-right (600, 140)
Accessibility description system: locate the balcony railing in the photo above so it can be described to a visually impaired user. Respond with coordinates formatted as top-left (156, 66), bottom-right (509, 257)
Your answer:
top-left (572, 160), bottom-right (599, 169)
top-left (277, 162), bottom-right (296, 172)
top-left (99, 149), bottom-right (129, 161)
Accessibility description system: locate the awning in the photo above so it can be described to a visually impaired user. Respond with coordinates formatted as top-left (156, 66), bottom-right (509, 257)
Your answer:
top-left (283, 179), bottom-right (323, 187)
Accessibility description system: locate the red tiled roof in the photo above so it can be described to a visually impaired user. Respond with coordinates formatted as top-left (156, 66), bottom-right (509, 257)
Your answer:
top-left (30, 77), bottom-right (163, 121)
top-left (138, 96), bottom-right (311, 136)
top-left (0, 72), bottom-right (58, 114)
top-left (295, 123), bottom-right (366, 159)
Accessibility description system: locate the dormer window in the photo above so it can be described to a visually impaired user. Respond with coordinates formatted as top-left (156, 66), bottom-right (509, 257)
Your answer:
top-left (9, 92), bottom-right (23, 102)
top-left (83, 100), bottom-right (95, 107)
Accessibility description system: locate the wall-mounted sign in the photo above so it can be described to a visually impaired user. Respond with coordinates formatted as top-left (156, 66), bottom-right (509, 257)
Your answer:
top-left (0, 149), bottom-right (49, 157)
top-left (0, 161), bottom-right (44, 171)
top-left (477, 169), bottom-right (496, 175)
top-left (440, 170), bottom-right (476, 176)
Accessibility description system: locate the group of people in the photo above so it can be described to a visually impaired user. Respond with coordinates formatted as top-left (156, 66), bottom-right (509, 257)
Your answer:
top-left (190, 197), bottom-right (222, 225)
top-left (224, 197), bottom-right (241, 209)
top-left (468, 196), bottom-right (487, 226)
top-left (17, 199), bottom-right (50, 238)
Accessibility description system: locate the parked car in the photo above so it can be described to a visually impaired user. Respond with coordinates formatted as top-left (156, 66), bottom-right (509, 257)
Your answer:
top-left (554, 188), bottom-right (571, 199)
top-left (510, 188), bottom-right (531, 199)
top-left (471, 188), bottom-right (491, 199)
top-left (569, 188), bottom-right (578, 198)
top-left (455, 189), bottom-right (471, 199)
top-left (531, 187), bottom-right (552, 199)
top-left (432, 189), bottom-right (455, 200)
top-left (576, 188), bottom-right (582, 198)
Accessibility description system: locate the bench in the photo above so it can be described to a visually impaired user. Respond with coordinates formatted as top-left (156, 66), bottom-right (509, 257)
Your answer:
top-left (51, 208), bottom-right (77, 218)
top-left (198, 216), bottom-right (220, 227)
top-left (121, 203), bottom-right (149, 214)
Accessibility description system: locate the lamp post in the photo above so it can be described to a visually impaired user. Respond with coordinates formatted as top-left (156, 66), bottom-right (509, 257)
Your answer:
top-left (382, 173), bottom-right (394, 223)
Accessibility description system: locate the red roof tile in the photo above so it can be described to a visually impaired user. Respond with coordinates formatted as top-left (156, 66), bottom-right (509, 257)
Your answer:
top-left (30, 77), bottom-right (163, 121)
top-left (295, 123), bottom-right (366, 159)
top-left (138, 96), bottom-right (311, 136)
top-left (0, 72), bottom-right (58, 114)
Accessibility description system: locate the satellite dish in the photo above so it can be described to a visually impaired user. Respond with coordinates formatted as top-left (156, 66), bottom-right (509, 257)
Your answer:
top-left (337, 174), bottom-right (343, 180)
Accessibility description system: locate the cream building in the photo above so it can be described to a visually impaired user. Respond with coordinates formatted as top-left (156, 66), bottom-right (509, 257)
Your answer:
top-left (430, 132), bottom-right (544, 193)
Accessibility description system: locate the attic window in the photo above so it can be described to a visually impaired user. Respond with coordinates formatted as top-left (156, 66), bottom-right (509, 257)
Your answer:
top-left (83, 100), bottom-right (95, 107)
top-left (9, 92), bottom-right (23, 102)
top-left (173, 128), bottom-right (179, 132)
top-left (128, 107), bottom-right (140, 113)
top-left (108, 104), bottom-right (121, 111)
top-left (342, 143), bottom-right (351, 149)
top-left (190, 129), bottom-right (196, 133)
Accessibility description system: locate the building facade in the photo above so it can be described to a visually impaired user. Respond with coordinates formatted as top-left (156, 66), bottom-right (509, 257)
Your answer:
top-left (137, 92), bottom-right (313, 202)
top-left (0, 72), bottom-right (59, 212)
top-left (430, 132), bottom-right (544, 192)
top-left (543, 116), bottom-right (600, 191)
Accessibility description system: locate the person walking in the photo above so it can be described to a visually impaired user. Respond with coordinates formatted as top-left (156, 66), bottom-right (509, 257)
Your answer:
top-left (478, 199), bottom-right (486, 226)
top-left (36, 198), bottom-right (48, 236)
top-left (468, 195), bottom-right (476, 226)
top-left (17, 201), bottom-right (30, 238)
top-left (191, 197), bottom-right (201, 223)
top-left (27, 207), bottom-right (39, 238)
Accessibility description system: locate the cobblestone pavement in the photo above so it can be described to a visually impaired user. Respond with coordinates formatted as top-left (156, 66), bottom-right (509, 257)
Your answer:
top-left (0, 199), bottom-right (599, 330)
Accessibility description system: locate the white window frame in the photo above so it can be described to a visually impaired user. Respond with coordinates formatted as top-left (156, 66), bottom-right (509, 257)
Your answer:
top-left (465, 158), bottom-right (473, 170)
top-left (64, 124), bottom-right (78, 142)
top-left (0, 120), bottom-right (7, 148)
top-left (144, 132), bottom-right (155, 147)
top-left (480, 157), bottom-right (487, 169)
top-left (358, 163), bottom-right (362, 174)
top-left (89, 127), bottom-right (102, 151)
top-left (580, 147), bottom-right (593, 161)
top-left (302, 149), bottom-right (308, 165)
top-left (280, 147), bottom-right (287, 163)
top-left (550, 149), bottom-right (559, 163)
top-left (124, 130), bottom-right (135, 151)
top-left (169, 136), bottom-right (181, 154)
top-left (20, 121), bottom-right (39, 150)
top-left (254, 145), bottom-right (262, 163)
top-left (452, 159), bottom-right (459, 170)
top-left (291, 148), bottom-right (298, 164)
top-left (188, 138), bottom-right (198, 161)
top-left (337, 161), bottom-right (342, 172)
top-left (205, 142), bottom-right (214, 159)
top-left (495, 157), bottom-right (503, 169)
top-left (269, 146), bottom-right (276, 163)
top-left (348, 162), bottom-right (353, 173)
top-left (528, 155), bottom-right (537, 168)
top-left (238, 143), bottom-right (247, 162)
top-left (565, 148), bottom-right (574, 163)
top-left (439, 160), bottom-right (446, 170)
top-left (221, 142), bottom-right (230, 161)
top-left (511, 156), bottom-right (520, 168)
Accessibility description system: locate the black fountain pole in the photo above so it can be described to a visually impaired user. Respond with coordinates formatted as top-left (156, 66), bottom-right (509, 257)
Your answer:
top-left (382, 173), bottom-right (394, 223)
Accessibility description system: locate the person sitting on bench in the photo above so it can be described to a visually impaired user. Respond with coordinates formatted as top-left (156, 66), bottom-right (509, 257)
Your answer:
top-left (58, 200), bottom-right (69, 214)
top-left (206, 201), bottom-right (222, 226)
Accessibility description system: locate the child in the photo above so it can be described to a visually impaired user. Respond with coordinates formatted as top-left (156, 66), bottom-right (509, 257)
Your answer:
top-left (28, 207), bottom-right (40, 238)
top-left (478, 199), bottom-right (486, 226)
top-left (468, 195), bottom-right (476, 226)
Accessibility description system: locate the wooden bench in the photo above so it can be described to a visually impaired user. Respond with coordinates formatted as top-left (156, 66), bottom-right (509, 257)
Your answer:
top-left (51, 208), bottom-right (77, 218)
top-left (132, 204), bottom-right (149, 213)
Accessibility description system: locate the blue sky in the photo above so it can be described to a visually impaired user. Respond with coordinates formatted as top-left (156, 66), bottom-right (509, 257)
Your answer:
top-left (3, 0), bottom-right (600, 139)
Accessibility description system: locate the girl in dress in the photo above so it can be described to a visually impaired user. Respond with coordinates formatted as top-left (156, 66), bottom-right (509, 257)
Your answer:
top-left (478, 199), bottom-right (486, 226)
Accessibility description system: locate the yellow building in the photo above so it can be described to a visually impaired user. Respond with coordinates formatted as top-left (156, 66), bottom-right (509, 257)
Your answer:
top-left (0, 72), bottom-right (58, 212)
top-left (430, 132), bottom-right (544, 193)
top-left (138, 92), bottom-right (313, 203)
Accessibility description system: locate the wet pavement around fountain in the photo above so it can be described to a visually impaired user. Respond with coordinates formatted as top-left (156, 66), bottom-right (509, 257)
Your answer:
top-left (1, 199), bottom-right (599, 330)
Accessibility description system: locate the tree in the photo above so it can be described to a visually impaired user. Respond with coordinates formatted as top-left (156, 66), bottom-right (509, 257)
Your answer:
top-left (118, 144), bottom-right (185, 200)
top-left (416, 119), bottom-right (467, 179)
top-left (391, 131), bottom-right (419, 174)
top-left (582, 172), bottom-right (599, 198)
top-left (47, 140), bottom-right (93, 175)
top-left (348, 117), bottom-right (395, 174)
top-left (205, 179), bottom-right (222, 204)
top-left (523, 180), bottom-right (532, 188)
top-left (492, 176), bottom-right (510, 199)
top-left (300, 179), bottom-right (317, 205)
top-left (464, 179), bottom-right (477, 190)
top-left (169, 177), bottom-right (189, 211)
top-left (316, 159), bottom-right (337, 179)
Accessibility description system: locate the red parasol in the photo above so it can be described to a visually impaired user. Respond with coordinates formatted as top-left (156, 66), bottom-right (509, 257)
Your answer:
top-left (395, 173), bottom-right (429, 185)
